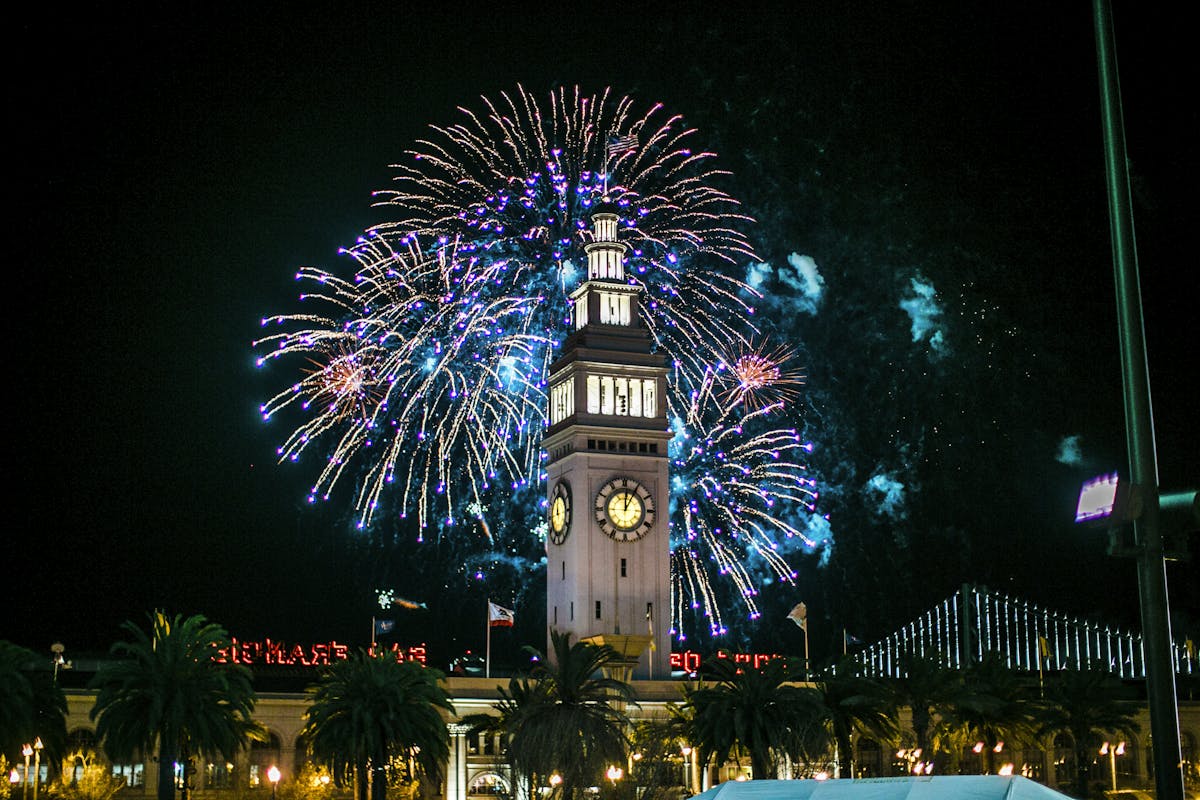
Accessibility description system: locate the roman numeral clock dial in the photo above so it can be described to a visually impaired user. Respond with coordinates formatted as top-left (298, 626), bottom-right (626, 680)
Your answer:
top-left (595, 477), bottom-right (655, 541)
top-left (548, 480), bottom-right (572, 544)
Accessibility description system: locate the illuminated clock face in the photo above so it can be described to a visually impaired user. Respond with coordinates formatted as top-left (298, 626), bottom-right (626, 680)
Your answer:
top-left (548, 481), bottom-right (571, 544)
top-left (606, 491), bottom-right (643, 529)
top-left (595, 477), bottom-right (655, 541)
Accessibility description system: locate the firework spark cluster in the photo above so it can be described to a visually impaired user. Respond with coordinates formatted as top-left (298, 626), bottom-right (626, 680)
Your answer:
top-left (670, 367), bottom-right (817, 637)
top-left (256, 85), bottom-right (818, 632)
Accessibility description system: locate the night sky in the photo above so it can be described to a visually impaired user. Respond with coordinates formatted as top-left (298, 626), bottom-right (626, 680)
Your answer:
top-left (11, 4), bottom-right (1196, 670)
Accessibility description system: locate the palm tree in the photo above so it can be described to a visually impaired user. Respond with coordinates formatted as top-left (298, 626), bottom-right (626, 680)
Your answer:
top-left (1033, 662), bottom-right (1139, 798)
top-left (889, 650), bottom-right (960, 763)
top-left (1, 640), bottom-right (68, 768)
top-left (933, 651), bottom-right (1034, 774)
top-left (495, 631), bottom-right (634, 800)
top-left (810, 658), bottom-right (898, 778)
top-left (303, 650), bottom-right (453, 800)
top-left (89, 612), bottom-right (261, 800)
top-left (684, 655), bottom-right (820, 780)
top-left (626, 703), bottom-right (695, 800)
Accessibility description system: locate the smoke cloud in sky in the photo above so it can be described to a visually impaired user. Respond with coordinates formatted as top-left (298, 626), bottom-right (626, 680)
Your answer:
top-left (745, 252), bottom-right (825, 315)
top-left (865, 472), bottom-right (907, 520)
top-left (1056, 435), bottom-right (1084, 466)
top-left (899, 275), bottom-right (947, 356)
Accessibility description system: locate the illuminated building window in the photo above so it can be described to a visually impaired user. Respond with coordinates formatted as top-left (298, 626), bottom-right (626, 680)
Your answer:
top-left (586, 375), bottom-right (656, 418)
top-left (574, 295), bottom-right (588, 329)
top-left (205, 762), bottom-right (234, 790)
top-left (550, 380), bottom-right (574, 424)
top-left (589, 246), bottom-right (622, 279)
top-left (599, 292), bottom-right (630, 325)
top-left (469, 773), bottom-right (511, 797)
top-left (112, 764), bottom-right (144, 787)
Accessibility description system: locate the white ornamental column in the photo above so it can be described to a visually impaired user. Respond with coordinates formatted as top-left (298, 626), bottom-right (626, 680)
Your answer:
top-left (446, 724), bottom-right (472, 800)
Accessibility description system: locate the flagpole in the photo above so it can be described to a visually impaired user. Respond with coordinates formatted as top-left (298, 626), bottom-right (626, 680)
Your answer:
top-left (371, 616), bottom-right (376, 649)
top-left (485, 600), bottom-right (492, 679)
top-left (804, 624), bottom-right (810, 680)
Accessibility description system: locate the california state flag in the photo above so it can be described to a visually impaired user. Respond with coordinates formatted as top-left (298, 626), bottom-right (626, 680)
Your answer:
top-left (488, 602), bottom-right (515, 628)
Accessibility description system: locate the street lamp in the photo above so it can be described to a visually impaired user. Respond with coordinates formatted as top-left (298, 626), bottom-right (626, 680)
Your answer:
top-left (605, 766), bottom-right (623, 788)
top-left (32, 739), bottom-right (44, 800)
top-left (1100, 741), bottom-right (1125, 792)
top-left (21, 745), bottom-right (32, 800)
top-left (267, 766), bottom-right (281, 800)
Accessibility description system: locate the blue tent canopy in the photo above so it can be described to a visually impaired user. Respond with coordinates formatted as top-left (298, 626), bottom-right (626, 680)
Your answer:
top-left (690, 777), bottom-right (1074, 800)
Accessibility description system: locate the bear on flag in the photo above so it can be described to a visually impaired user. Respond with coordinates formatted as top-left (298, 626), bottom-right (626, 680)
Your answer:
top-left (488, 601), bottom-right (515, 628)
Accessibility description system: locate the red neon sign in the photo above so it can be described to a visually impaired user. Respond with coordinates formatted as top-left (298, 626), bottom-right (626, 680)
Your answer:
top-left (215, 638), bottom-right (427, 667)
top-left (670, 650), bottom-right (785, 674)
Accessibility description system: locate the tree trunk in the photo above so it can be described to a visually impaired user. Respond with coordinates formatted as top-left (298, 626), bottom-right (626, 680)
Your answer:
top-left (356, 760), bottom-right (369, 800)
top-left (1073, 744), bottom-right (1092, 799)
top-left (157, 740), bottom-right (177, 800)
top-left (911, 707), bottom-right (931, 754)
top-left (750, 751), bottom-right (772, 781)
top-left (371, 760), bottom-right (388, 800)
top-left (835, 733), bottom-right (854, 780)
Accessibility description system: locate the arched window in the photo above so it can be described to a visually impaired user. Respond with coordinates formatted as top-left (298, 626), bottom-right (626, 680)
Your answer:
top-left (249, 733), bottom-right (282, 787)
top-left (64, 730), bottom-right (101, 784)
top-left (1052, 733), bottom-right (1076, 790)
top-left (468, 773), bottom-right (510, 798)
top-left (855, 738), bottom-right (882, 778)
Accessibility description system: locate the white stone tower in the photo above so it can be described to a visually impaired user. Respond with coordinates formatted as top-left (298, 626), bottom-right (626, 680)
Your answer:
top-left (542, 203), bottom-right (672, 679)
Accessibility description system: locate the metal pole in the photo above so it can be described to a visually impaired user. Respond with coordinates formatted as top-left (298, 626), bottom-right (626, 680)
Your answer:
top-left (1092, 2), bottom-right (1184, 797)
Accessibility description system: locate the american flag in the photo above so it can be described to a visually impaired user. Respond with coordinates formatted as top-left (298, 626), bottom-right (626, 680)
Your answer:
top-left (606, 134), bottom-right (639, 160)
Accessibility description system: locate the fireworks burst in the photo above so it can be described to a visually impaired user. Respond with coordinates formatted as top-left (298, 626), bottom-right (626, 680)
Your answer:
top-left (257, 85), bottom-right (758, 530)
top-left (669, 367), bottom-right (819, 637)
top-left (720, 339), bottom-right (805, 411)
top-left (257, 85), bottom-right (819, 633)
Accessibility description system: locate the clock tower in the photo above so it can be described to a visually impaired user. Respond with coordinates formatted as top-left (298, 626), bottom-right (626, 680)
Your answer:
top-left (543, 203), bottom-right (672, 679)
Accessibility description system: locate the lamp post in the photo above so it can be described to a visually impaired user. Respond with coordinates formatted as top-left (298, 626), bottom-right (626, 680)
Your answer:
top-left (21, 745), bottom-right (32, 800)
top-left (267, 766), bottom-right (281, 800)
top-left (32, 739), bottom-right (44, 800)
top-left (605, 765), bottom-right (623, 790)
top-left (1099, 741), bottom-right (1125, 792)
top-left (680, 746), bottom-right (692, 792)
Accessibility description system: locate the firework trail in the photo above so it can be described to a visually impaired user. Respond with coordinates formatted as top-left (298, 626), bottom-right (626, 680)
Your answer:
top-left (669, 364), bottom-right (819, 637)
top-left (257, 85), bottom-right (817, 631)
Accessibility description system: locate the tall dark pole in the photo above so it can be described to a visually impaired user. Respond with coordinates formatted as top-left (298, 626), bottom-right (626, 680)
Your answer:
top-left (1092, 2), bottom-right (1184, 798)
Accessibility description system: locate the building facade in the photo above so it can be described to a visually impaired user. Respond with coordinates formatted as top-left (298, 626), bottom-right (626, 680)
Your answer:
top-left (45, 680), bottom-right (1200, 800)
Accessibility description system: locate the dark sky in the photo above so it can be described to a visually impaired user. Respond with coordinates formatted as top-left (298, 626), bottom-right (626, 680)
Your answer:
top-left (10, 3), bottom-right (1196, 667)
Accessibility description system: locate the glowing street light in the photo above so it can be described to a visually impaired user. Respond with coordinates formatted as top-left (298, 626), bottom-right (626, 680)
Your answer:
top-left (267, 766), bottom-right (281, 800)
top-left (606, 765), bottom-right (623, 787)
top-left (1100, 741), bottom-right (1126, 792)
top-left (21, 744), bottom-right (32, 800)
